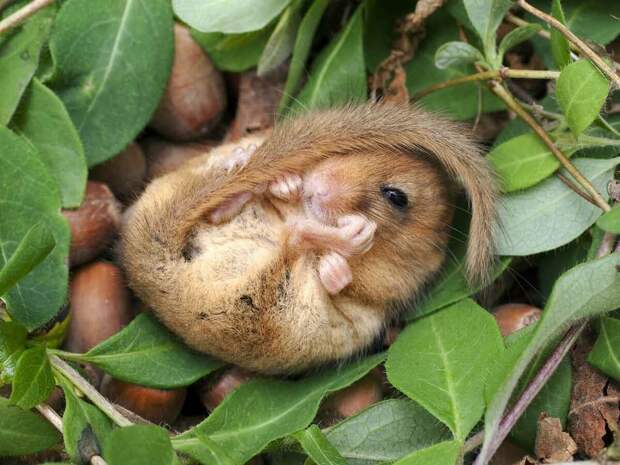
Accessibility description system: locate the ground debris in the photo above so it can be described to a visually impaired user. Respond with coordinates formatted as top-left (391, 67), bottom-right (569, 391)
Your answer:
top-left (535, 413), bottom-right (578, 463)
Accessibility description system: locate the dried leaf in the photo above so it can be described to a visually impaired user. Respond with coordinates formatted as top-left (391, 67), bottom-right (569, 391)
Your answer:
top-left (534, 413), bottom-right (577, 463)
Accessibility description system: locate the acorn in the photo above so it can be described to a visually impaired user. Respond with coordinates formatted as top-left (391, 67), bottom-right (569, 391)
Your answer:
top-left (199, 367), bottom-right (253, 412)
top-left (150, 23), bottom-right (226, 141)
top-left (90, 142), bottom-right (146, 201)
top-left (141, 137), bottom-right (214, 180)
top-left (100, 375), bottom-right (186, 425)
top-left (62, 181), bottom-right (121, 267)
top-left (321, 370), bottom-right (383, 420)
top-left (493, 303), bottom-right (542, 337)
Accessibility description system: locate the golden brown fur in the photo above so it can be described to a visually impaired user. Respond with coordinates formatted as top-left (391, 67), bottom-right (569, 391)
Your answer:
top-left (120, 103), bottom-right (498, 373)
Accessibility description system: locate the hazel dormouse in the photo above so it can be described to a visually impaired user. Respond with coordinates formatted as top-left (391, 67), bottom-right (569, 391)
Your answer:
top-left (120, 103), bottom-right (499, 374)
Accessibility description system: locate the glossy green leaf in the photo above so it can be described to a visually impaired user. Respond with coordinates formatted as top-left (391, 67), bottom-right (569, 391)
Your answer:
top-left (596, 204), bottom-right (620, 234)
top-left (191, 26), bottom-right (274, 72)
top-left (0, 397), bottom-right (61, 456)
top-left (387, 300), bottom-right (503, 440)
top-left (258, 3), bottom-right (301, 76)
top-left (173, 353), bottom-right (385, 465)
top-left (478, 252), bottom-right (620, 465)
top-left (174, 0), bottom-right (290, 33)
top-left (550, 0), bottom-right (570, 68)
top-left (406, 11), bottom-right (503, 120)
top-left (294, 6), bottom-right (366, 111)
top-left (325, 399), bottom-right (451, 465)
top-left (588, 317), bottom-right (620, 381)
top-left (0, 6), bottom-right (54, 125)
top-left (192, 431), bottom-right (237, 465)
top-left (103, 425), bottom-right (174, 465)
top-left (557, 60), bottom-right (609, 136)
top-left (434, 41), bottom-right (484, 69)
top-left (0, 222), bottom-right (55, 297)
top-left (488, 133), bottom-right (576, 192)
top-left (494, 157), bottom-right (617, 256)
top-left (9, 346), bottom-right (54, 409)
top-left (295, 425), bottom-right (348, 465)
top-left (0, 127), bottom-right (70, 331)
top-left (498, 24), bottom-right (542, 58)
top-left (74, 313), bottom-right (222, 388)
top-left (49, 0), bottom-right (174, 166)
top-left (0, 321), bottom-right (28, 385)
top-left (277, 0), bottom-right (328, 114)
top-left (393, 440), bottom-right (462, 465)
top-left (12, 79), bottom-right (87, 208)
top-left (60, 378), bottom-right (113, 462)
top-left (462, 0), bottom-right (512, 55)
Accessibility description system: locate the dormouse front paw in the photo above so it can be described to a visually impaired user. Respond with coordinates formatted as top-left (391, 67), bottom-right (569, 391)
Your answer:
top-left (318, 251), bottom-right (352, 295)
top-left (269, 173), bottom-right (303, 201)
top-left (333, 214), bottom-right (377, 257)
top-left (221, 143), bottom-right (257, 173)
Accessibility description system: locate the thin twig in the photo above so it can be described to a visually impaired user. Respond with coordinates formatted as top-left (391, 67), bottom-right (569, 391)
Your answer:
top-left (0, 0), bottom-right (54, 35)
top-left (412, 68), bottom-right (560, 99)
top-left (517, 0), bottom-right (620, 89)
top-left (569, 396), bottom-right (619, 415)
top-left (489, 81), bottom-right (611, 212)
top-left (556, 173), bottom-right (597, 205)
top-left (36, 403), bottom-right (110, 465)
top-left (463, 430), bottom-right (484, 454)
top-left (49, 354), bottom-right (133, 428)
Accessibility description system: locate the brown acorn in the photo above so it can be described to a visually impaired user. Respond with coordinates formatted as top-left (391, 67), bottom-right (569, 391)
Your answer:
top-left (199, 367), bottom-right (253, 412)
top-left (493, 303), bottom-right (542, 337)
top-left (141, 136), bottom-right (214, 180)
top-left (90, 142), bottom-right (146, 201)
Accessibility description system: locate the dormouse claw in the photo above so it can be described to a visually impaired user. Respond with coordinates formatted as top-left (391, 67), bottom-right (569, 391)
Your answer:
top-left (269, 173), bottom-right (303, 201)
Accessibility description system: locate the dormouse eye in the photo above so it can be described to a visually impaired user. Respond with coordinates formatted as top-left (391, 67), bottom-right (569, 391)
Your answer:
top-left (381, 186), bottom-right (409, 209)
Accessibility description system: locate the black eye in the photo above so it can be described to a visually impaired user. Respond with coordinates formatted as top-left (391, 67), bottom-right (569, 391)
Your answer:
top-left (381, 186), bottom-right (409, 209)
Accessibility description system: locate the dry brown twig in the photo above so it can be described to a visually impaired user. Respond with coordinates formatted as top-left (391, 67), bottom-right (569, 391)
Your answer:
top-left (0, 0), bottom-right (54, 35)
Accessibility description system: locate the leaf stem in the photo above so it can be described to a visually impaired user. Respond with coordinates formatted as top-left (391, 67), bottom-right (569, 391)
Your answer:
top-left (0, 0), bottom-right (54, 35)
top-left (412, 68), bottom-right (560, 99)
top-left (516, 0), bottom-right (620, 89)
top-left (49, 354), bottom-right (133, 427)
top-left (489, 81), bottom-right (611, 212)
top-left (36, 402), bottom-right (110, 465)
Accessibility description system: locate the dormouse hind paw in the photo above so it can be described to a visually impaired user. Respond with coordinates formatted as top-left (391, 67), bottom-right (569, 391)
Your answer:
top-left (319, 252), bottom-right (352, 295)
top-left (221, 143), bottom-right (257, 174)
top-left (269, 173), bottom-right (303, 201)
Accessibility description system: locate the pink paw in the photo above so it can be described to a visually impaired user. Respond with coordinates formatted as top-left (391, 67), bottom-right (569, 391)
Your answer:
top-left (335, 215), bottom-right (376, 257)
top-left (319, 252), bottom-right (352, 295)
top-left (222, 143), bottom-right (257, 173)
top-left (209, 192), bottom-right (252, 224)
top-left (269, 173), bottom-right (303, 201)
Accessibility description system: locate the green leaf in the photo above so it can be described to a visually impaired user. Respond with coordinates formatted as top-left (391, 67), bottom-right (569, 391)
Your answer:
top-left (192, 431), bottom-right (237, 465)
top-left (462, 0), bottom-right (512, 57)
top-left (295, 425), bottom-right (348, 465)
top-left (478, 252), bottom-right (620, 465)
top-left (557, 60), bottom-right (609, 136)
top-left (0, 222), bottom-right (55, 297)
top-left (0, 5), bottom-right (54, 125)
top-left (0, 321), bottom-right (28, 385)
top-left (494, 157), bottom-right (617, 256)
top-left (173, 0), bottom-right (291, 34)
top-left (386, 299), bottom-right (503, 440)
top-left (49, 0), bottom-right (174, 166)
top-left (258, 3), bottom-right (302, 76)
top-left (488, 133), bottom-right (577, 192)
top-left (173, 353), bottom-right (385, 465)
top-left (596, 204), bottom-right (620, 234)
top-left (191, 26), bottom-right (274, 72)
top-left (393, 440), bottom-right (462, 465)
top-left (9, 346), bottom-right (54, 409)
top-left (76, 313), bottom-right (222, 388)
top-left (588, 317), bottom-right (620, 381)
top-left (324, 399), bottom-right (452, 465)
top-left (12, 79), bottom-right (87, 208)
top-left (60, 378), bottom-right (113, 462)
top-left (498, 24), bottom-right (542, 58)
top-left (405, 10), bottom-right (503, 120)
top-left (277, 0), bottom-right (328, 114)
top-left (0, 127), bottom-right (70, 331)
top-left (434, 41), bottom-right (484, 69)
top-left (0, 397), bottom-right (61, 456)
top-left (294, 5), bottom-right (366, 111)
top-left (550, 0), bottom-right (570, 68)
top-left (103, 425), bottom-right (175, 465)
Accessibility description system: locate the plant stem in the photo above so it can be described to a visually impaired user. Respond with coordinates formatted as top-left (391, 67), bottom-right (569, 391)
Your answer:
top-left (49, 354), bottom-right (133, 427)
top-left (36, 402), bottom-right (110, 465)
top-left (517, 0), bottom-right (620, 89)
top-left (489, 81), bottom-right (611, 212)
top-left (0, 0), bottom-right (54, 35)
top-left (463, 430), bottom-right (484, 454)
top-left (412, 68), bottom-right (560, 99)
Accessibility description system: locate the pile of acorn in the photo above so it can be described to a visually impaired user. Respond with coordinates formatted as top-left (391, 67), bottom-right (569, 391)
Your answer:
top-left (55, 23), bottom-right (543, 435)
